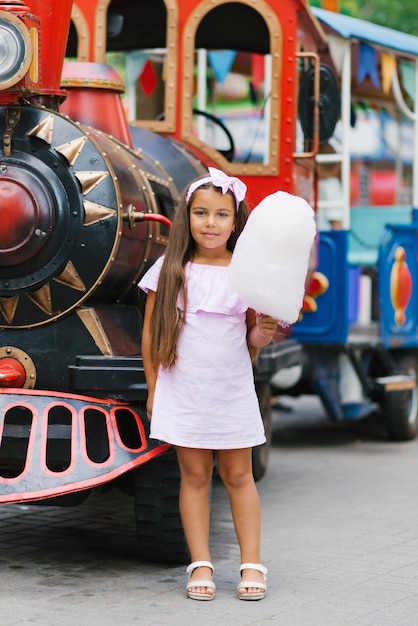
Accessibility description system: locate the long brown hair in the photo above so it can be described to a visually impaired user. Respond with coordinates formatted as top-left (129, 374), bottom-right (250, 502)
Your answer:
top-left (149, 178), bottom-right (250, 370)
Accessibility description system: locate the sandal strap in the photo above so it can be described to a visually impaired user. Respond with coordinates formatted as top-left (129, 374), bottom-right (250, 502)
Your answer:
top-left (239, 563), bottom-right (267, 579)
top-left (237, 581), bottom-right (267, 592)
top-left (186, 580), bottom-right (216, 591)
top-left (186, 561), bottom-right (214, 576)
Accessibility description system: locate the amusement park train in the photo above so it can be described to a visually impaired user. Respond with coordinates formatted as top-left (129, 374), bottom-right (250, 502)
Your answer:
top-left (1, 0), bottom-right (418, 562)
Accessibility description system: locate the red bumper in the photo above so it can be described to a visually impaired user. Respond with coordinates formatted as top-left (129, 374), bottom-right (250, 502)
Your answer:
top-left (0, 388), bottom-right (170, 503)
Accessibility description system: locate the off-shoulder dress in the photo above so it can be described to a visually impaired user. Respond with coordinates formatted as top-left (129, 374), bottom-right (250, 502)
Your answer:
top-left (138, 256), bottom-right (265, 449)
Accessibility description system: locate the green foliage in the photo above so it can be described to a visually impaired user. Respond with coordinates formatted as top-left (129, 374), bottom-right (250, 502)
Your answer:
top-left (360, 0), bottom-right (418, 36)
top-left (310, 1), bottom-right (418, 36)
top-left (309, 0), bottom-right (359, 16)
top-left (340, 0), bottom-right (359, 16)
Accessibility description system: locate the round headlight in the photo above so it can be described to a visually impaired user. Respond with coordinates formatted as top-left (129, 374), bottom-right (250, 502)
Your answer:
top-left (0, 11), bottom-right (32, 90)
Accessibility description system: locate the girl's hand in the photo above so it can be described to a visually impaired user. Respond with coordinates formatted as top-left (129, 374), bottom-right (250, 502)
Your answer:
top-left (249, 312), bottom-right (292, 347)
top-left (255, 312), bottom-right (278, 338)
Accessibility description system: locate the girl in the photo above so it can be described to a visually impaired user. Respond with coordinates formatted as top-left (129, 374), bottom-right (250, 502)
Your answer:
top-left (139, 167), bottom-right (279, 601)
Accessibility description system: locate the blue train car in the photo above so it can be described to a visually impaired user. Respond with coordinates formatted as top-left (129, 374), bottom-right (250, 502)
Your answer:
top-left (272, 9), bottom-right (418, 440)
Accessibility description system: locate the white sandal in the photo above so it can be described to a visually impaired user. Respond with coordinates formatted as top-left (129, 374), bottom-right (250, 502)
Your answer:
top-left (186, 561), bottom-right (216, 601)
top-left (237, 563), bottom-right (267, 600)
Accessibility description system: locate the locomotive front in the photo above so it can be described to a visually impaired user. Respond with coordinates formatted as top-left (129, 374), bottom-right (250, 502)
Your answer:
top-left (0, 1), bottom-right (200, 563)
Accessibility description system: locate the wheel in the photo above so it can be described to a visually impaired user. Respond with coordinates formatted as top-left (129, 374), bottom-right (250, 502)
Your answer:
top-left (252, 380), bottom-right (272, 481)
top-left (382, 354), bottom-right (418, 441)
top-left (155, 108), bottom-right (235, 161)
top-left (133, 450), bottom-right (189, 564)
top-left (192, 109), bottom-right (235, 162)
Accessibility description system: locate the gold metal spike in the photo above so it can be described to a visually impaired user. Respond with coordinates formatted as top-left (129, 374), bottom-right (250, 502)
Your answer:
top-left (54, 136), bottom-right (87, 166)
top-left (54, 260), bottom-right (86, 292)
top-left (27, 114), bottom-right (54, 144)
top-left (27, 285), bottom-right (52, 315)
top-left (83, 199), bottom-right (116, 226)
top-left (74, 170), bottom-right (109, 195)
top-left (77, 308), bottom-right (114, 356)
top-left (0, 297), bottom-right (19, 323)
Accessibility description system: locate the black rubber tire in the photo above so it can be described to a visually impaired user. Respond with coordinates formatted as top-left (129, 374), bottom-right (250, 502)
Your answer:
top-left (133, 450), bottom-right (189, 564)
top-left (252, 380), bottom-right (272, 481)
top-left (383, 354), bottom-right (418, 441)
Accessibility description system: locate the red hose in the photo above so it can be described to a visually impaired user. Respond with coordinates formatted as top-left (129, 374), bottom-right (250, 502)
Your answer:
top-left (141, 214), bottom-right (172, 229)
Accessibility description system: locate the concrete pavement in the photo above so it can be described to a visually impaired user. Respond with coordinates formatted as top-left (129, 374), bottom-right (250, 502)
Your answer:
top-left (1, 396), bottom-right (418, 625)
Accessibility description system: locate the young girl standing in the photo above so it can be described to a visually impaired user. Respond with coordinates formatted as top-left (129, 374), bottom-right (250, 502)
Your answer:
top-left (139, 168), bottom-right (279, 601)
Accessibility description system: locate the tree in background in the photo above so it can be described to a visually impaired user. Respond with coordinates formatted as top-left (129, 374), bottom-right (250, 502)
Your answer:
top-left (360, 0), bottom-right (418, 36)
top-left (310, 0), bottom-right (418, 36)
top-left (309, 0), bottom-right (358, 17)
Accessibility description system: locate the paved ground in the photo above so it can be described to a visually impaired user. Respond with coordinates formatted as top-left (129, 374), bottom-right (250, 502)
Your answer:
top-left (1, 396), bottom-right (418, 625)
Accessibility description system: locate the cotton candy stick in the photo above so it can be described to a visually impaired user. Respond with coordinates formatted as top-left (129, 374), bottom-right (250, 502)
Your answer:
top-left (227, 190), bottom-right (316, 324)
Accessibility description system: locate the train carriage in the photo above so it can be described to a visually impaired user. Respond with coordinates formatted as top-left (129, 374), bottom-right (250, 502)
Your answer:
top-left (289, 8), bottom-right (418, 441)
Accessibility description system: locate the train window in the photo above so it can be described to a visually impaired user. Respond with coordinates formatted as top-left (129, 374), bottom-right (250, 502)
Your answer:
top-left (109, 0), bottom-right (179, 132)
top-left (67, 0), bottom-right (178, 133)
top-left (182, 1), bottom-right (281, 176)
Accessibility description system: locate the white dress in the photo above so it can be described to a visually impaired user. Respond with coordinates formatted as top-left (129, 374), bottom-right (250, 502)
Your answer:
top-left (138, 257), bottom-right (266, 449)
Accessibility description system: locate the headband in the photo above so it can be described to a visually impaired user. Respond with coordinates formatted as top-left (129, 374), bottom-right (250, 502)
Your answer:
top-left (186, 167), bottom-right (247, 212)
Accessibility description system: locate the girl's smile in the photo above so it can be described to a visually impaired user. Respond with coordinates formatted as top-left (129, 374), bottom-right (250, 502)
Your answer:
top-left (202, 230), bottom-right (218, 238)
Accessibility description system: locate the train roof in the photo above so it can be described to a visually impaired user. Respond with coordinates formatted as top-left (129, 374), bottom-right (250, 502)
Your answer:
top-left (66, 1), bottom-right (326, 56)
top-left (313, 8), bottom-right (418, 58)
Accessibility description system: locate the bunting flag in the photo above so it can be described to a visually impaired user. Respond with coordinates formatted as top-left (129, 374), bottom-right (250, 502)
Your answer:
top-left (105, 52), bottom-right (127, 87)
top-left (381, 53), bottom-right (397, 94)
top-left (251, 53), bottom-right (264, 91)
top-left (126, 50), bottom-right (147, 86)
top-left (357, 43), bottom-right (381, 89)
top-left (327, 35), bottom-right (348, 75)
top-left (139, 59), bottom-right (158, 96)
top-left (400, 61), bottom-right (416, 102)
top-left (208, 50), bottom-right (236, 85)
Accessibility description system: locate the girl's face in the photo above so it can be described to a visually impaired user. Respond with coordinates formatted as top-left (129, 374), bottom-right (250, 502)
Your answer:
top-left (189, 187), bottom-right (236, 256)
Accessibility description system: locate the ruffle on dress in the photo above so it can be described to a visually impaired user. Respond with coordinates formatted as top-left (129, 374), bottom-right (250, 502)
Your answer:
top-left (139, 257), bottom-right (248, 316)
top-left (179, 263), bottom-right (247, 315)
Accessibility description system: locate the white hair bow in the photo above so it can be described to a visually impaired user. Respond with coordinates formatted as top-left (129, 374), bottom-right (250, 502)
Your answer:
top-left (186, 167), bottom-right (247, 211)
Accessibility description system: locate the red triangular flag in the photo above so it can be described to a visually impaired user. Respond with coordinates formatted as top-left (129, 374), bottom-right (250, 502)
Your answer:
top-left (139, 60), bottom-right (157, 96)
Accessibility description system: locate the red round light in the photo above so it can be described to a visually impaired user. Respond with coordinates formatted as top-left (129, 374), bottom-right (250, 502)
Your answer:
top-left (0, 169), bottom-right (54, 266)
top-left (0, 357), bottom-right (26, 388)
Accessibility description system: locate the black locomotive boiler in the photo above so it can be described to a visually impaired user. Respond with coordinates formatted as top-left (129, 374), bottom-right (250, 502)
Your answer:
top-left (0, 0), bottom-right (207, 562)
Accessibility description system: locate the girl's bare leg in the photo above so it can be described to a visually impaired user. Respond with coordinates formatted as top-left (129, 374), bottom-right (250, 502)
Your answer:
top-left (217, 448), bottom-right (266, 596)
top-left (176, 446), bottom-right (214, 596)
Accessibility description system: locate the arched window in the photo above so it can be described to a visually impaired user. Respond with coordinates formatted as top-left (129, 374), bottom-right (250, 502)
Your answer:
top-left (182, 0), bottom-right (281, 175)
top-left (67, 0), bottom-right (178, 132)
top-left (116, 0), bottom-right (178, 132)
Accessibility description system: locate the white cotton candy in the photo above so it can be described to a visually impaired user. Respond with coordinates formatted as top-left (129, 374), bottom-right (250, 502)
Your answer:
top-left (227, 190), bottom-right (316, 324)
